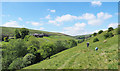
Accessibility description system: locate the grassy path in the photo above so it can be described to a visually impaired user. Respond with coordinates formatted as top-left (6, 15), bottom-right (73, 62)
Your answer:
top-left (58, 52), bottom-right (80, 69)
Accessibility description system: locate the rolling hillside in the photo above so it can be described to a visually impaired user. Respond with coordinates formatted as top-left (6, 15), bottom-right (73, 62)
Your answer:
top-left (23, 28), bottom-right (118, 69)
top-left (0, 27), bottom-right (70, 37)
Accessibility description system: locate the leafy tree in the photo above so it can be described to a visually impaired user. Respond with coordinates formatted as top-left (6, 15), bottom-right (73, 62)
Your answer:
top-left (104, 33), bottom-right (109, 39)
top-left (20, 28), bottom-right (29, 39)
top-left (8, 57), bottom-right (25, 69)
top-left (78, 39), bottom-right (84, 43)
top-left (98, 30), bottom-right (103, 34)
top-left (117, 25), bottom-right (120, 34)
top-left (15, 29), bottom-right (21, 39)
top-left (109, 33), bottom-right (114, 37)
top-left (23, 53), bottom-right (36, 66)
top-left (93, 38), bottom-right (99, 42)
top-left (108, 27), bottom-right (114, 32)
top-left (4, 37), bottom-right (9, 42)
top-left (104, 32), bottom-right (114, 39)
top-left (93, 33), bottom-right (97, 36)
top-left (67, 39), bottom-right (77, 48)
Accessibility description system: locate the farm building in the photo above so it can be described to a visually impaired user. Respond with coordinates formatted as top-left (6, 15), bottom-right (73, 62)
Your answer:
top-left (33, 33), bottom-right (50, 38)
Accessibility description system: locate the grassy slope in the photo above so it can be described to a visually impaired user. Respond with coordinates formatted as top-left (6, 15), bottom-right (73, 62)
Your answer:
top-left (0, 27), bottom-right (69, 37)
top-left (24, 29), bottom-right (118, 69)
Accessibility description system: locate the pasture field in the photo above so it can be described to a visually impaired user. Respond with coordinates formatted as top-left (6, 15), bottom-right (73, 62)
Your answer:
top-left (24, 29), bottom-right (118, 69)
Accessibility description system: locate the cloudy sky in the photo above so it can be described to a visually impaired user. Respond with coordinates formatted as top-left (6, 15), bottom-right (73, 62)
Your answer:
top-left (2, 2), bottom-right (118, 36)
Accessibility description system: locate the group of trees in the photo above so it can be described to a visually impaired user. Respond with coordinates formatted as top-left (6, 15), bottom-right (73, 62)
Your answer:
top-left (15, 28), bottom-right (29, 39)
top-left (93, 27), bottom-right (115, 43)
top-left (2, 35), bottom-right (77, 69)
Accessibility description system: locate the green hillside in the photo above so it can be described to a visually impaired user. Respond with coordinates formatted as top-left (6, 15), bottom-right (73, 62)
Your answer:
top-left (24, 28), bottom-right (118, 69)
top-left (1, 27), bottom-right (78, 70)
top-left (1, 27), bottom-right (70, 37)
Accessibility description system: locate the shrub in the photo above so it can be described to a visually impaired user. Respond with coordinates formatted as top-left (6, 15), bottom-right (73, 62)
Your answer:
top-left (78, 39), bottom-right (84, 43)
top-left (23, 53), bottom-right (36, 66)
top-left (117, 25), bottom-right (120, 34)
top-left (15, 29), bottom-right (21, 39)
top-left (104, 33), bottom-right (109, 39)
top-left (93, 33), bottom-right (97, 36)
top-left (20, 28), bottom-right (29, 39)
top-left (104, 32), bottom-right (114, 39)
top-left (26, 36), bottom-right (40, 49)
top-left (2, 57), bottom-right (14, 69)
top-left (4, 37), bottom-right (9, 42)
top-left (93, 38), bottom-right (99, 42)
top-left (8, 57), bottom-right (25, 69)
top-left (68, 39), bottom-right (77, 48)
top-left (27, 45), bottom-right (37, 55)
top-left (98, 30), bottom-right (103, 34)
top-left (24, 35), bottom-right (31, 41)
top-left (109, 33), bottom-right (114, 37)
top-left (108, 27), bottom-right (114, 32)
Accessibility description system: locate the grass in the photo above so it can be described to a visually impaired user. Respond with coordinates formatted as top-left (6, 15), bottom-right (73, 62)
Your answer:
top-left (0, 27), bottom-right (71, 38)
top-left (23, 29), bottom-right (118, 69)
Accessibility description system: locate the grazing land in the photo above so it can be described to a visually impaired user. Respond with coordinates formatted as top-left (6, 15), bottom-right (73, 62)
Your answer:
top-left (24, 28), bottom-right (118, 69)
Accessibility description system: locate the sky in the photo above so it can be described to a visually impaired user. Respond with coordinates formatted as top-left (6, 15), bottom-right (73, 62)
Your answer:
top-left (1, 2), bottom-right (118, 36)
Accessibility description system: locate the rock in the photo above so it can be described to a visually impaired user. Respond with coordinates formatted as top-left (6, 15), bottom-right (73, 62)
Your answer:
top-left (103, 40), bottom-right (107, 43)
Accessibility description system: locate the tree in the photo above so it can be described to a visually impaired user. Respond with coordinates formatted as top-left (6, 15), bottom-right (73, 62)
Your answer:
top-left (104, 32), bottom-right (114, 39)
top-left (108, 27), bottom-right (114, 32)
top-left (4, 37), bottom-right (9, 42)
top-left (117, 25), bottom-right (120, 34)
top-left (20, 28), bottom-right (29, 39)
top-left (93, 38), bottom-right (99, 42)
top-left (93, 33), bottom-right (97, 36)
top-left (98, 30), bottom-right (103, 34)
top-left (15, 29), bottom-right (21, 39)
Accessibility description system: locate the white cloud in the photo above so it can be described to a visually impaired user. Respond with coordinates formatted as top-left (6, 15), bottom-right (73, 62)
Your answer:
top-left (91, 1), bottom-right (102, 6)
top-left (26, 21), bottom-right (43, 26)
top-left (18, 17), bottom-right (23, 21)
top-left (2, 20), bottom-right (21, 27)
top-left (48, 14), bottom-right (77, 26)
top-left (45, 15), bottom-right (51, 19)
top-left (88, 19), bottom-right (102, 25)
top-left (97, 12), bottom-right (112, 20)
top-left (78, 13), bottom-right (96, 20)
top-left (84, 12), bottom-right (112, 25)
top-left (55, 14), bottom-right (77, 22)
top-left (48, 12), bottom-right (112, 26)
top-left (39, 27), bottom-right (45, 30)
top-left (63, 22), bottom-right (86, 36)
top-left (48, 9), bottom-right (56, 13)
top-left (108, 23), bottom-right (118, 28)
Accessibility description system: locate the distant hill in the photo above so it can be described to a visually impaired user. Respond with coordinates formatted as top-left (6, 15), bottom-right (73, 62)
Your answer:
top-left (0, 27), bottom-right (72, 39)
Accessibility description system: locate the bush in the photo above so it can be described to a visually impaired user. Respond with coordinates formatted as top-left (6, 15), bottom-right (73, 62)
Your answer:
top-left (93, 38), bottom-right (99, 42)
top-left (2, 57), bottom-right (13, 69)
top-left (93, 33), bottom-right (97, 36)
top-left (8, 57), bottom-right (25, 69)
top-left (4, 37), bottom-right (9, 42)
top-left (109, 33), bottom-right (114, 37)
top-left (78, 39), bottom-right (84, 43)
top-left (117, 25), bottom-right (120, 34)
top-left (23, 53), bottom-right (36, 66)
top-left (108, 27), bottom-right (114, 32)
top-left (104, 33), bottom-right (109, 39)
top-left (24, 35), bottom-right (31, 41)
top-left (98, 30), bottom-right (103, 34)
top-left (15, 29), bottom-right (21, 39)
top-left (67, 39), bottom-right (77, 48)
top-left (20, 28), bottom-right (29, 39)
top-left (104, 32), bottom-right (114, 39)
